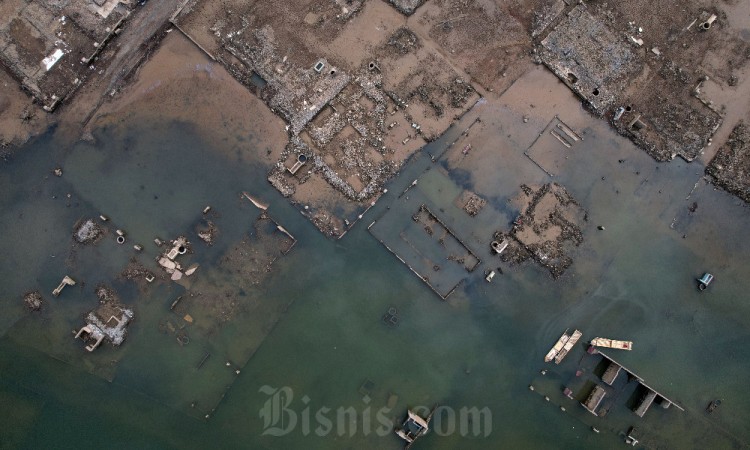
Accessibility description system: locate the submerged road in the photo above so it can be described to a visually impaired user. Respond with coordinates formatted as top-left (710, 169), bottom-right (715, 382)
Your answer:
top-left (58, 0), bottom-right (187, 134)
top-left (100, 0), bottom-right (188, 95)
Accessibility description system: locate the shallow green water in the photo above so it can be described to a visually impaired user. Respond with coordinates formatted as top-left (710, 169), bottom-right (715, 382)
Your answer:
top-left (1, 92), bottom-right (749, 450)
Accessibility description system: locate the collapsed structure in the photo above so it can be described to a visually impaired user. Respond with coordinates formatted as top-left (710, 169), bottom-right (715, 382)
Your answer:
top-left (534, 3), bottom-right (742, 162)
top-left (0, 0), bottom-right (136, 110)
top-left (74, 285), bottom-right (134, 352)
top-left (496, 183), bottom-right (586, 278)
top-left (173, 0), bottom-right (478, 238)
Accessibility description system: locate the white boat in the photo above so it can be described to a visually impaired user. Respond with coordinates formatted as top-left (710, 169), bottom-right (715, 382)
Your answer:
top-left (591, 337), bottom-right (633, 351)
top-left (545, 330), bottom-right (571, 362)
top-left (554, 330), bottom-right (582, 364)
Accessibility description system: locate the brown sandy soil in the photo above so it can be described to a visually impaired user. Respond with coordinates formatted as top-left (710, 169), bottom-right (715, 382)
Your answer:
top-left (54, 0), bottom-right (187, 142)
top-left (0, 68), bottom-right (49, 149)
top-left (325, 0), bottom-right (407, 71)
top-left (176, 0), bottom-right (362, 69)
top-left (410, 0), bottom-right (545, 96)
top-left (1, 0), bottom-right (188, 151)
top-left (92, 31), bottom-right (288, 164)
top-left (443, 67), bottom-right (594, 190)
top-left (374, 35), bottom-right (480, 140)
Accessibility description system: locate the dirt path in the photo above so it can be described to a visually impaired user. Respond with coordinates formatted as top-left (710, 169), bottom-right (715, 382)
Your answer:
top-left (55, 0), bottom-right (187, 142)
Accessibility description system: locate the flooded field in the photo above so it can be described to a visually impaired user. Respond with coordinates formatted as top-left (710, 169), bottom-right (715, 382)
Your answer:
top-left (1, 52), bottom-right (750, 450)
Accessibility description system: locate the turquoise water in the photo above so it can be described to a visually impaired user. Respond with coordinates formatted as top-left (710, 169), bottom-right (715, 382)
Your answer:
top-left (1, 90), bottom-right (749, 450)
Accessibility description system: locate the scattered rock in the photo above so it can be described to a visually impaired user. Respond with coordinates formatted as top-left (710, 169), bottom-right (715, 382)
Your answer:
top-left (196, 220), bottom-right (219, 245)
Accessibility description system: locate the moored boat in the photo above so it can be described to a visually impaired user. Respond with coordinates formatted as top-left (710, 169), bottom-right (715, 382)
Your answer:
top-left (554, 329), bottom-right (582, 364)
top-left (545, 330), bottom-right (571, 362)
top-left (591, 337), bottom-right (633, 351)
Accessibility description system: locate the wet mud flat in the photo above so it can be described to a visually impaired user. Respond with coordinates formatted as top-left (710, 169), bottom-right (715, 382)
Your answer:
top-left (409, 0), bottom-right (545, 95)
top-left (0, 67), bottom-right (49, 149)
top-left (706, 121), bottom-right (750, 203)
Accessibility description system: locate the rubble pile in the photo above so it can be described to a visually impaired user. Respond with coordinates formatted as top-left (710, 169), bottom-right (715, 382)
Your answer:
top-left (121, 259), bottom-right (154, 281)
top-left (499, 183), bottom-right (586, 278)
top-left (23, 291), bottom-right (43, 311)
top-left (535, 2), bottom-right (747, 163)
top-left (196, 220), bottom-right (219, 245)
top-left (73, 218), bottom-right (104, 244)
top-left (537, 5), bottom-right (640, 113)
top-left (223, 26), bottom-right (350, 136)
top-left (176, 3), bottom-right (478, 238)
top-left (462, 192), bottom-right (486, 216)
top-left (385, 50), bottom-right (476, 141)
top-left (386, 0), bottom-right (426, 16)
top-left (331, 0), bottom-right (366, 21)
top-left (387, 27), bottom-right (422, 55)
top-left (76, 284), bottom-right (134, 349)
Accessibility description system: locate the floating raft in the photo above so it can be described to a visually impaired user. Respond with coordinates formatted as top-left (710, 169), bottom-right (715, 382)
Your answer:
top-left (591, 337), bottom-right (632, 351)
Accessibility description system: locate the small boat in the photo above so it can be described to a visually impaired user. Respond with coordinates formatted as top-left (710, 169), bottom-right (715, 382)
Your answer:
top-left (545, 330), bottom-right (571, 362)
top-left (698, 273), bottom-right (714, 291)
top-left (591, 337), bottom-right (633, 351)
top-left (555, 329), bottom-right (582, 364)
